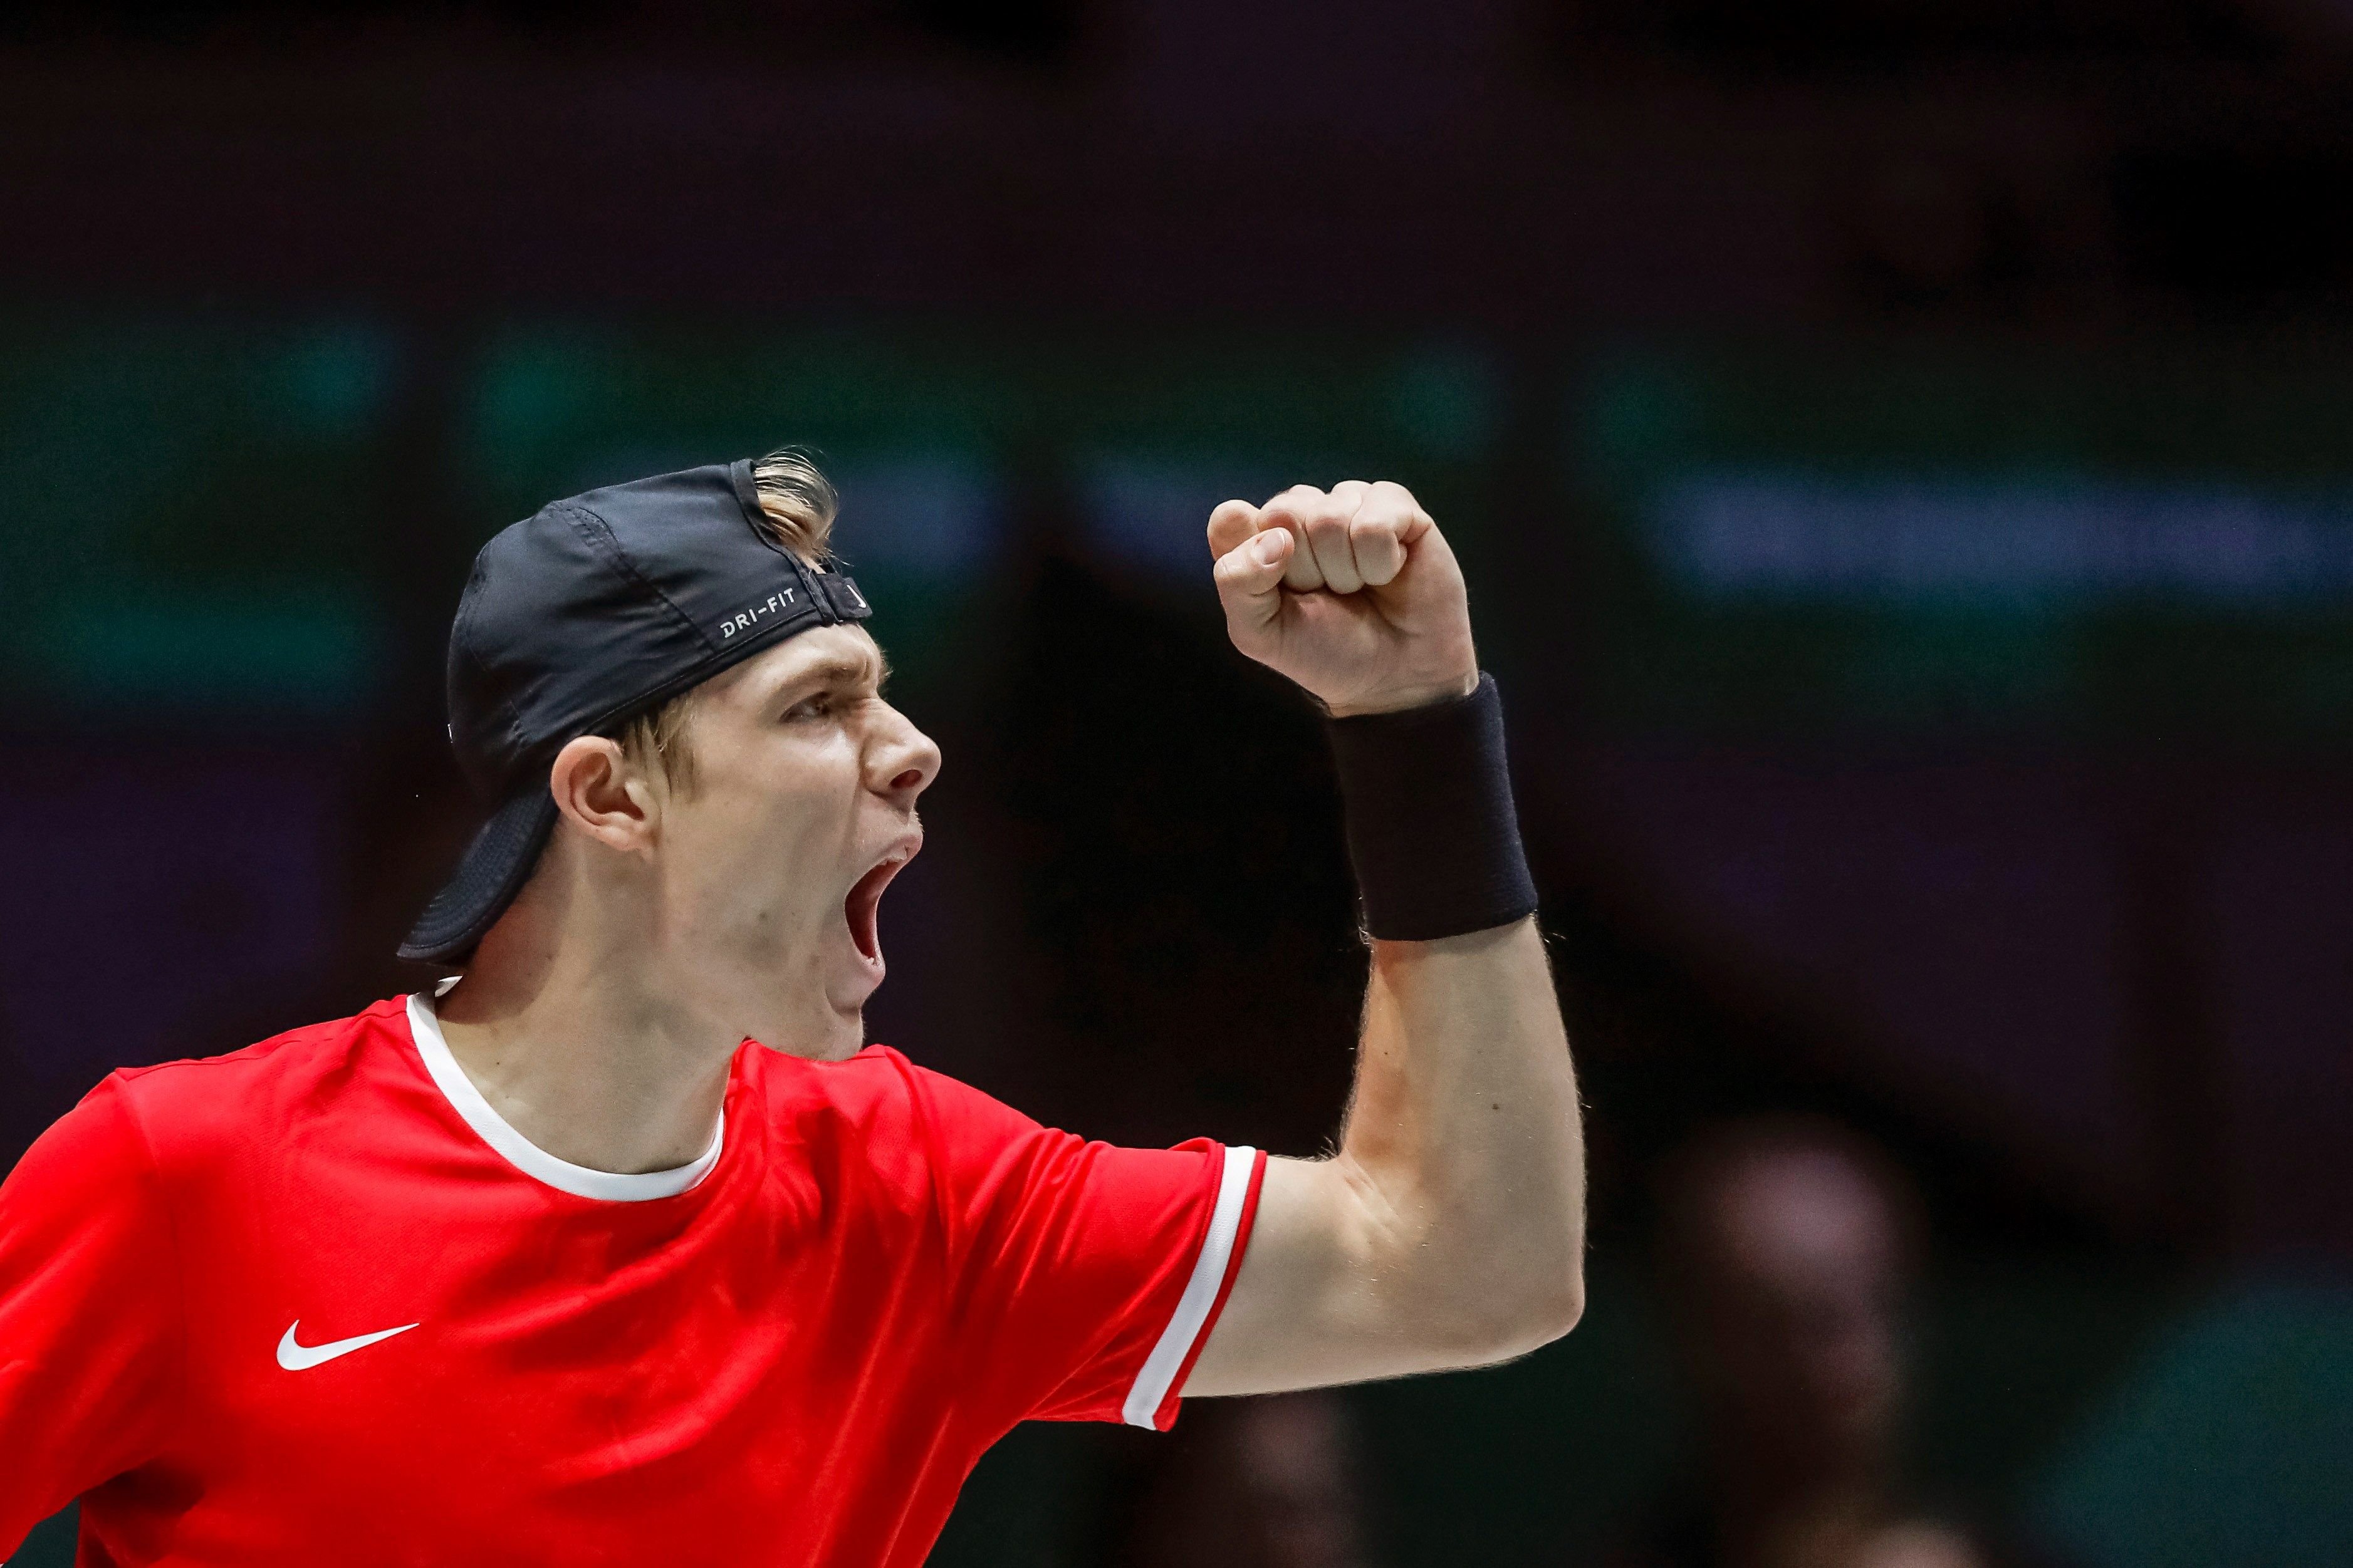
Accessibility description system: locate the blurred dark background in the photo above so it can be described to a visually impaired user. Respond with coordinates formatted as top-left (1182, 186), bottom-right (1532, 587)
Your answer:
top-left (5, 1), bottom-right (2352, 1564)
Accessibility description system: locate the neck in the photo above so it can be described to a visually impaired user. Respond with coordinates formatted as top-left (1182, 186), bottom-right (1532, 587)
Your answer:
top-left (433, 896), bottom-right (740, 1176)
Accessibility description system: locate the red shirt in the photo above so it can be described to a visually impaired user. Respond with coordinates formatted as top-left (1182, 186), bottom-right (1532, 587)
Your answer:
top-left (0, 994), bottom-right (1265, 1566)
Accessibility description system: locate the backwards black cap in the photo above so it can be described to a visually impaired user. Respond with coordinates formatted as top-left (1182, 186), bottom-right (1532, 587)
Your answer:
top-left (399, 459), bottom-right (872, 963)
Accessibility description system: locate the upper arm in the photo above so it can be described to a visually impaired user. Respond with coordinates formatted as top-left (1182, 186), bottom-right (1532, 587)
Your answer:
top-left (1179, 1153), bottom-right (1500, 1398)
top-left (889, 1057), bottom-right (1262, 1431)
top-left (1183, 922), bottom-right (1587, 1401)
top-left (0, 1079), bottom-right (182, 1552)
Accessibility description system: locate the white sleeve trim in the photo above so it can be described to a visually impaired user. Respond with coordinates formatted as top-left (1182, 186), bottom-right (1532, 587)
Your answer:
top-left (1120, 1143), bottom-right (1258, 1430)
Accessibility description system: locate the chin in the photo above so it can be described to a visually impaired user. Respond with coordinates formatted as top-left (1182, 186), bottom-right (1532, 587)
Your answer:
top-left (800, 994), bottom-right (869, 1061)
top-left (738, 990), bottom-right (865, 1061)
top-left (827, 1007), bottom-right (870, 1059)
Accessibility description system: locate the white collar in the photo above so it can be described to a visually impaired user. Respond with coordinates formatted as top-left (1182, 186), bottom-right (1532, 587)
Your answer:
top-left (405, 990), bottom-right (725, 1202)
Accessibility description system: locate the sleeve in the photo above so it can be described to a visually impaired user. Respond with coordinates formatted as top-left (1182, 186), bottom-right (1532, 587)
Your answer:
top-left (897, 1059), bottom-right (1267, 1433)
top-left (0, 1077), bottom-right (184, 1556)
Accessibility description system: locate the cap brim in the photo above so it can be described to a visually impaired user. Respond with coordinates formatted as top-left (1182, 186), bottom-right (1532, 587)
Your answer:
top-left (397, 787), bottom-right (561, 963)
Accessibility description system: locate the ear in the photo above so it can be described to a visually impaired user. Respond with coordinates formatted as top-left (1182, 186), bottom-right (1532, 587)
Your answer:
top-left (546, 735), bottom-right (659, 854)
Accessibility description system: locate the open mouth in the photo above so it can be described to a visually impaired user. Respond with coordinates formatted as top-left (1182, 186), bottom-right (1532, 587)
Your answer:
top-left (843, 852), bottom-right (911, 967)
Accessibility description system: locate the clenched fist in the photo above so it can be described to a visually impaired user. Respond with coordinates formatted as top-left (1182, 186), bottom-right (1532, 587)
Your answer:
top-left (1206, 480), bottom-right (1479, 716)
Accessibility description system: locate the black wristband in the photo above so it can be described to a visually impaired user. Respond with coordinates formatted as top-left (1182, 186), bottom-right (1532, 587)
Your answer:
top-left (1325, 672), bottom-right (1538, 941)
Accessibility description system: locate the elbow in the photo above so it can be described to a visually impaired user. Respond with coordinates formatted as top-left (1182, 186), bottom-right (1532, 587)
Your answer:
top-left (1526, 1265), bottom-right (1587, 1345)
top-left (1489, 1210), bottom-right (1589, 1356)
top-left (1488, 1264), bottom-right (1585, 1361)
top-left (1425, 1243), bottom-right (1585, 1367)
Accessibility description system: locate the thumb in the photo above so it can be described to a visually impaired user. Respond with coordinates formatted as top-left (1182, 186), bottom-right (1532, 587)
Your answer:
top-left (1206, 498), bottom-right (1262, 559)
top-left (1211, 525), bottom-right (1293, 641)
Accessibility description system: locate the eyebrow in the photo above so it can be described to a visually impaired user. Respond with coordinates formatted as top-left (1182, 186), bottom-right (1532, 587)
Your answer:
top-left (759, 647), bottom-right (890, 705)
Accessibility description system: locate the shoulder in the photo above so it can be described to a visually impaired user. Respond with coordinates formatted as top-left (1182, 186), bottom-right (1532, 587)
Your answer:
top-left (101, 996), bottom-right (416, 1168)
top-left (4, 1072), bottom-right (154, 1212)
top-left (744, 1043), bottom-right (1050, 1196)
top-left (750, 1044), bottom-right (1038, 1135)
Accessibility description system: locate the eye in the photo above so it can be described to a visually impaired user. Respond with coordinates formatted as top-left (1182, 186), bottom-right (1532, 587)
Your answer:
top-left (785, 692), bottom-right (835, 722)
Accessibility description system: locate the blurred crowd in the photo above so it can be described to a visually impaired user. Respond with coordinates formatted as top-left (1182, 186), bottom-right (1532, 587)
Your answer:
top-left (1093, 1122), bottom-right (2063, 1568)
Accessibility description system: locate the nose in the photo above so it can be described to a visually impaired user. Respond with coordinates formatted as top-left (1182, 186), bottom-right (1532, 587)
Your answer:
top-left (867, 700), bottom-right (942, 804)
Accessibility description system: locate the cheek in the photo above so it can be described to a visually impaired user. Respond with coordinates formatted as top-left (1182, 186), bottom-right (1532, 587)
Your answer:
top-left (668, 750), bottom-right (860, 906)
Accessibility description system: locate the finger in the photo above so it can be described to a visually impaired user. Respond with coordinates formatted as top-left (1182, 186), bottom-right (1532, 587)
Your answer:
top-left (1258, 485), bottom-right (1328, 591)
top-left (1206, 499), bottom-right (1261, 560)
top-left (1349, 508), bottom-right (1406, 587)
top-left (1211, 526), bottom-right (1294, 637)
top-left (1366, 481), bottom-right (1433, 543)
top-left (1352, 482), bottom-right (1432, 587)
top-left (1302, 491), bottom-right (1365, 595)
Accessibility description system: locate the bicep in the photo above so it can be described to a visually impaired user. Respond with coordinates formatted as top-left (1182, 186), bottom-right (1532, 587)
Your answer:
top-left (1182, 1153), bottom-right (1470, 1398)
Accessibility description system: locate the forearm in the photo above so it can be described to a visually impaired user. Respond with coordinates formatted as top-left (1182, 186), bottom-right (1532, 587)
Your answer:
top-left (1338, 917), bottom-right (1585, 1351)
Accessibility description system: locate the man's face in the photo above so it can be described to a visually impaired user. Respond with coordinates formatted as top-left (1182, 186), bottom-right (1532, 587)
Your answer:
top-left (650, 624), bottom-right (939, 1059)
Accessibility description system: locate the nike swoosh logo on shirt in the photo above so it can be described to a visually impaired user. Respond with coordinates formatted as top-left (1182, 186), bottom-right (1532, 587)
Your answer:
top-left (276, 1319), bottom-right (419, 1371)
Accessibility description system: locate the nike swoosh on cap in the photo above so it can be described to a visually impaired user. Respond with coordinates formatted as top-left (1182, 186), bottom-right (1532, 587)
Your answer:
top-left (276, 1319), bottom-right (420, 1371)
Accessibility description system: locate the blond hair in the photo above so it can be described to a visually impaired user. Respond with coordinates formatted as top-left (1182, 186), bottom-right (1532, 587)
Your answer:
top-left (743, 445), bottom-right (839, 565)
top-left (617, 447), bottom-right (838, 792)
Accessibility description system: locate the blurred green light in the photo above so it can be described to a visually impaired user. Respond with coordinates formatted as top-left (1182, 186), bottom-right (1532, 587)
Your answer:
top-left (2032, 1283), bottom-right (2353, 1568)
top-left (33, 591), bottom-right (382, 712)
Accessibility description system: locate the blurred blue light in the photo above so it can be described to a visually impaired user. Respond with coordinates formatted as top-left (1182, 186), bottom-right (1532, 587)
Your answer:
top-left (1651, 472), bottom-right (2353, 607)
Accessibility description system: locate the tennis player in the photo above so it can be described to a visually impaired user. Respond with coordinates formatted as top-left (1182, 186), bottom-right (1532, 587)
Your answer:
top-left (0, 452), bottom-right (1585, 1565)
